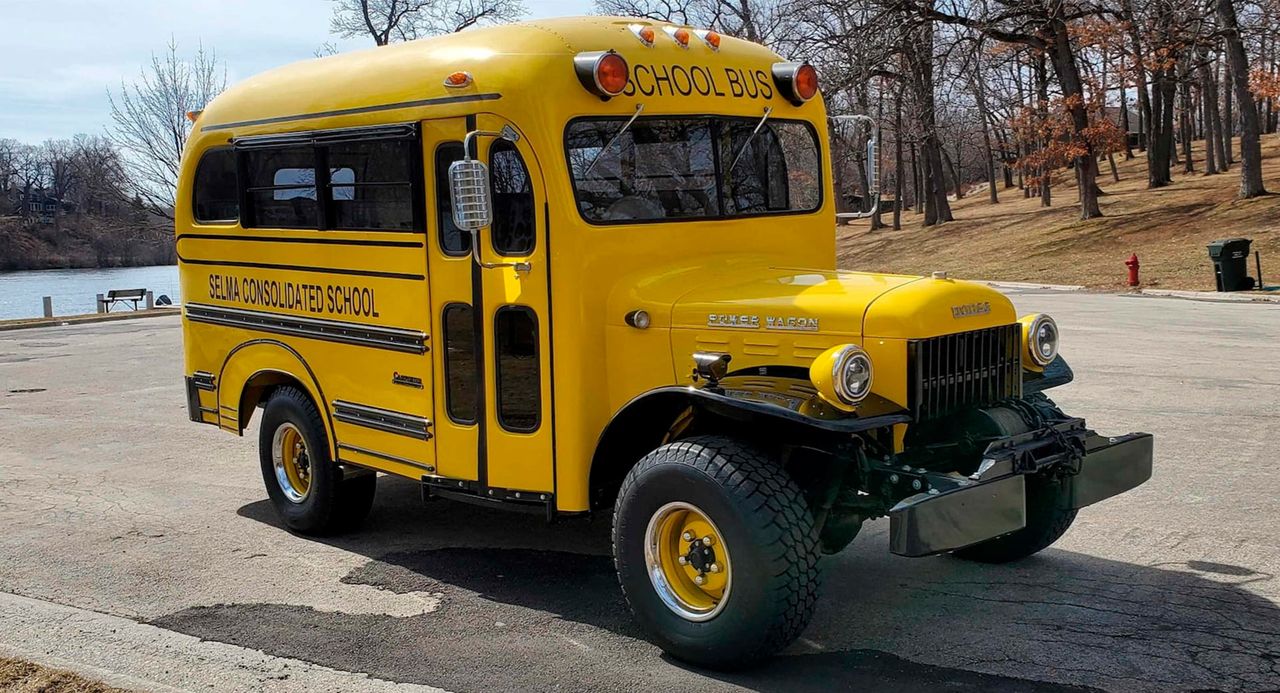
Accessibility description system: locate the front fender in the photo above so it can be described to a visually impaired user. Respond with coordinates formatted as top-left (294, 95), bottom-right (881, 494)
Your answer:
top-left (1024, 355), bottom-right (1074, 394)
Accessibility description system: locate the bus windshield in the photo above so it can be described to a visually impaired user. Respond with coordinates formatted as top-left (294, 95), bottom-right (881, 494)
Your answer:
top-left (564, 116), bottom-right (821, 224)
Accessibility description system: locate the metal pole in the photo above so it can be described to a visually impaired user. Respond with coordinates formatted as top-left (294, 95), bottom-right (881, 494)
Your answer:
top-left (1257, 250), bottom-right (1265, 289)
top-left (146, 291), bottom-right (154, 310)
top-left (42, 296), bottom-right (53, 318)
top-left (96, 293), bottom-right (104, 314)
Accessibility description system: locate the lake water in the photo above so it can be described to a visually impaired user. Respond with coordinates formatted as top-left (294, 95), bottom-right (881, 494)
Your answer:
top-left (0, 265), bottom-right (181, 320)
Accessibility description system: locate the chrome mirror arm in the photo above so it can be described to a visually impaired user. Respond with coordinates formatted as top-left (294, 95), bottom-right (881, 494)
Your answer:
top-left (832, 114), bottom-right (879, 221)
top-left (456, 126), bottom-right (529, 274)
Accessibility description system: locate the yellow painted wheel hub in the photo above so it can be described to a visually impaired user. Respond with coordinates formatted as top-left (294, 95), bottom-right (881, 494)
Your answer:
top-left (271, 422), bottom-right (312, 503)
top-left (644, 502), bottom-right (731, 621)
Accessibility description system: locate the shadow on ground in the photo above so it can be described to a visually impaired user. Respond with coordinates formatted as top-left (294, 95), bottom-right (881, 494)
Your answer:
top-left (151, 478), bottom-right (1279, 692)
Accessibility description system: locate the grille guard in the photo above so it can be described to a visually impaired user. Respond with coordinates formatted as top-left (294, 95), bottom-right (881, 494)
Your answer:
top-left (885, 425), bottom-right (1153, 557)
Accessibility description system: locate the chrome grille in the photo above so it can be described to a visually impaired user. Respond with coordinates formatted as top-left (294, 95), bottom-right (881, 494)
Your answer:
top-left (908, 324), bottom-right (1022, 421)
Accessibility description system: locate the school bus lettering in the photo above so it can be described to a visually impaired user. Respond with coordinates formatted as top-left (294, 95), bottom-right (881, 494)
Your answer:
top-left (207, 273), bottom-right (378, 318)
top-left (177, 17), bottom-right (1152, 669)
top-left (622, 64), bottom-right (772, 99)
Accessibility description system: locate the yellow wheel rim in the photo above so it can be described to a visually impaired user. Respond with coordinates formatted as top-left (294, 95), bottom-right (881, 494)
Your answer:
top-left (644, 501), bottom-right (731, 621)
top-left (271, 422), bottom-right (312, 503)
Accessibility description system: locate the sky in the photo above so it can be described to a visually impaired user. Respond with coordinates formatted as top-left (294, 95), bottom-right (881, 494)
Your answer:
top-left (0, 0), bottom-right (593, 144)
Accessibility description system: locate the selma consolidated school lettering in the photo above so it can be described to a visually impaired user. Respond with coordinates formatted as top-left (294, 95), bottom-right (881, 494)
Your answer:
top-left (208, 273), bottom-right (380, 318)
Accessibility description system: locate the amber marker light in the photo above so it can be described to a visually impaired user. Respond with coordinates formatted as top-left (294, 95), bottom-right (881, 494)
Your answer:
top-left (185, 110), bottom-right (203, 123)
top-left (671, 27), bottom-right (692, 48)
top-left (696, 29), bottom-right (727, 49)
top-left (630, 24), bottom-right (656, 46)
top-left (573, 50), bottom-right (630, 99)
top-left (443, 71), bottom-right (473, 88)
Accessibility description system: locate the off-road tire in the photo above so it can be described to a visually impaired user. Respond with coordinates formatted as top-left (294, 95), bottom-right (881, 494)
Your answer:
top-left (612, 435), bottom-right (820, 670)
top-left (259, 386), bottom-right (376, 535)
top-left (952, 474), bottom-right (1077, 563)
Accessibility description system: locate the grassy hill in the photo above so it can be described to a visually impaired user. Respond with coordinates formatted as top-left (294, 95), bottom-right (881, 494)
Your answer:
top-left (837, 136), bottom-right (1280, 291)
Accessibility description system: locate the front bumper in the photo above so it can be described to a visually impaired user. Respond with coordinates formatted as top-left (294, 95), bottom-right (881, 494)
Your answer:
top-left (888, 427), bottom-right (1153, 557)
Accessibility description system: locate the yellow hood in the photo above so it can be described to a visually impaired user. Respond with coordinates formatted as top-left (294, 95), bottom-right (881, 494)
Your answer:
top-left (670, 267), bottom-right (919, 336)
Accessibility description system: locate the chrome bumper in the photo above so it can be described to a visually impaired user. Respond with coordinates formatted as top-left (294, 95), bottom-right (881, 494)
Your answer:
top-left (888, 430), bottom-right (1153, 557)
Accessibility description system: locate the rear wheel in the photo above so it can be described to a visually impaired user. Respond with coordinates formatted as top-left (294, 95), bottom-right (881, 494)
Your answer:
top-left (259, 386), bottom-right (375, 535)
top-left (952, 474), bottom-right (1077, 563)
top-left (612, 435), bottom-right (820, 669)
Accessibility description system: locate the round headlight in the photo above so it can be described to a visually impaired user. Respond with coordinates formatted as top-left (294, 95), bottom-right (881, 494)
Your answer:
top-left (834, 345), bottom-right (874, 404)
top-left (810, 344), bottom-right (874, 409)
top-left (1023, 314), bottom-right (1059, 366)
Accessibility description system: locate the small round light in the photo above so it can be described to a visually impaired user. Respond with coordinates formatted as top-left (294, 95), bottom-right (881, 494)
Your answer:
top-left (1021, 314), bottom-right (1060, 366)
top-left (637, 25), bottom-right (656, 45)
top-left (672, 27), bottom-right (691, 47)
top-left (625, 309), bottom-right (651, 329)
top-left (794, 64), bottom-right (819, 101)
top-left (443, 71), bottom-right (473, 88)
top-left (834, 346), bottom-right (874, 403)
top-left (596, 52), bottom-right (629, 95)
top-left (704, 31), bottom-right (721, 49)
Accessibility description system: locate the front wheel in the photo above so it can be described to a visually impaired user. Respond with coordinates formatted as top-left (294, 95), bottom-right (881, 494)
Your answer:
top-left (258, 386), bottom-right (376, 535)
top-left (952, 474), bottom-right (1077, 563)
top-left (612, 436), bottom-right (820, 670)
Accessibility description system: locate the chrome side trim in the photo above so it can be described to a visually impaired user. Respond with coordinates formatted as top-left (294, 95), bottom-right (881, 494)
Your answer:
top-left (333, 400), bottom-right (432, 440)
top-left (192, 371), bottom-right (217, 391)
top-left (185, 303), bottom-right (427, 354)
top-left (338, 443), bottom-right (435, 472)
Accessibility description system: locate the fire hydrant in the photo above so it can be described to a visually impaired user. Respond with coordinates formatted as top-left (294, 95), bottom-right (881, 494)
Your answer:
top-left (1125, 253), bottom-right (1140, 287)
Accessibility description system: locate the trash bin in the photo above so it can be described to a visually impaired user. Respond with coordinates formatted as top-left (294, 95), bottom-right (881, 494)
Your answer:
top-left (1207, 238), bottom-right (1255, 292)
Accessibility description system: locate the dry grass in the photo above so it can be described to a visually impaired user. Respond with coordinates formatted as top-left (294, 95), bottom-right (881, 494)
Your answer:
top-left (0, 657), bottom-right (129, 693)
top-left (837, 135), bottom-right (1280, 291)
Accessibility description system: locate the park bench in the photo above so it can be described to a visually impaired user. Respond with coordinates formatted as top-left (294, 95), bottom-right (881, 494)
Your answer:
top-left (98, 288), bottom-right (147, 312)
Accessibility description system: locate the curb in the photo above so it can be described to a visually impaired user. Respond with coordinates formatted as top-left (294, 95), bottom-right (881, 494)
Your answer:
top-left (977, 280), bottom-right (1086, 292)
top-left (0, 307), bottom-right (180, 332)
top-left (1137, 288), bottom-right (1280, 304)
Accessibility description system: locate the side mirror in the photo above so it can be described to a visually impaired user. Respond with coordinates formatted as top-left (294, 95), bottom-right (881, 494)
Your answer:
top-left (448, 158), bottom-right (493, 232)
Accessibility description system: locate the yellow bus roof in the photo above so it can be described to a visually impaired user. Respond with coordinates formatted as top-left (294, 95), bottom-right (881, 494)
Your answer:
top-left (195, 16), bottom-right (791, 139)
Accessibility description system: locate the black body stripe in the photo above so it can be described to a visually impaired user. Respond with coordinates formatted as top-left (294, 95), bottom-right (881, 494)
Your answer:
top-left (201, 93), bottom-right (502, 132)
top-left (177, 254), bottom-right (423, 281)
top-left (333, 400), bottom-right (432, 441)
top-left (177, 234), bottom-right (424, 248)
top-left (338, 443), bottom-right (433, 472)
top-left (186, 303), bottom-right (427, 354)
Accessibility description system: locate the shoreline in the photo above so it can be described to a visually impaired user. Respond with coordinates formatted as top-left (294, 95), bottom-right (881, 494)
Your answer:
top-left (0, 307), bottom-right (180, 332)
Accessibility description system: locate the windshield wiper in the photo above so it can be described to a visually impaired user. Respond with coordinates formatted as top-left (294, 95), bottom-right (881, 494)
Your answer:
top-left (584, 104), bottom-right (644, 177)
top-left (727, 106), bottom-right (773, 173)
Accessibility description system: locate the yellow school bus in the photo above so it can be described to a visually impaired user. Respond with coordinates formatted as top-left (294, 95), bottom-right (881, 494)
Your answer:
top-left (177, 16), bottom-right (1152, 668)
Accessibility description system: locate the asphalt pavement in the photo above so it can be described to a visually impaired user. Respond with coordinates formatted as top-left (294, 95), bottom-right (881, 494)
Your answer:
top-left (1, 291), bottom-right (1278, 692)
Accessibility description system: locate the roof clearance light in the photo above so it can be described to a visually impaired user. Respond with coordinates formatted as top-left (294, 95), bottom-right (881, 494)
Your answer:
top-left (573, 50), bottom-right (630, 100)
top-left (664, 26), bottom-right (691, 48)
top-left (443, 71), bottom-right (473, 88)
top-left (696, 29), bottom-right (722, 50)
top-left (630, 24), bottom-right (656, 46)
top-left (185, 110), bottom-right (203, 123)
top-left (772, 61), bottom-right (820, 105)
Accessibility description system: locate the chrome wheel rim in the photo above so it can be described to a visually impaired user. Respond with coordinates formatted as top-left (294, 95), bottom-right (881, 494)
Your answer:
top-left (272, 422), bottom-right (311, 503)
top-left (643, 501), bottom-right (731, 622)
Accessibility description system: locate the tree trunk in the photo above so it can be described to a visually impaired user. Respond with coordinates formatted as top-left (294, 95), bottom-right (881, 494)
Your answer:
top-left (1222, 58), bottom-right (1234, 167)
top-left (1217, 0), bottom-right (1267, 197)
top-left (969, 38), bottom-right (999, 203)
top-left (910, 142), bottom-right (922, 214)
top-left (1199, 52), bottom-right (1221, 174)
top-left (893, 83), bottom-right (904, 230)
top-left (1120, 56), bottom-right (1134, 160)
top-left (1035, 54), bottom-right (1051, 207)
top-left (906, 11), bottom-right (953, 225)
top-left (1121, 0), bottom-right (1151, 154)
top-left (1047, 21), bottom-right (1102, 217)
top-left (1180, 61), bottom-right (1195, 174)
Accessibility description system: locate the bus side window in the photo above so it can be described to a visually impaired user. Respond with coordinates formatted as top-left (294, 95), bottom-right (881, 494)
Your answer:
top-left (494, 305), bottom-right (539, 432)
top-left (325, 139), bottom-right (419, 231)
top-left (435, 142), bottom-right (469, 255)
top-left (489, 140), bottom-right (534, 256)
top-left (243, 147), bottom-right (318, 229)
top-left (192, 148), bottom-right (239, 223)
top-left (442, 303), bottom-right (478, 424)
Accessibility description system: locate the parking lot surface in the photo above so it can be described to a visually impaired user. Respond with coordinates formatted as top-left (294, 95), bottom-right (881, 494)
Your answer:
top-left (1, 291), bottom-right (1278, 692)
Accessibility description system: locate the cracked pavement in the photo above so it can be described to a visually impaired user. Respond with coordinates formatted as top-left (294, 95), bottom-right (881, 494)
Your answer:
top-left (1, 291), bottom-right (1278, 692)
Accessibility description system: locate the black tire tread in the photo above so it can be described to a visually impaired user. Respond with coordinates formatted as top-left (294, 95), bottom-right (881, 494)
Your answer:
top-left (613, 435), bottom-right (820, 663)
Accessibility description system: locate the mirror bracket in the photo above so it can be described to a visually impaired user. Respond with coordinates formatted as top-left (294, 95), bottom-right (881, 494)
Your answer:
top-left (831, 114), bottom-right (879, 220)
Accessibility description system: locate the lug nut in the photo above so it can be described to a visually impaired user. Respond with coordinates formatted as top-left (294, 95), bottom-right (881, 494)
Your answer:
top-left (701, 536), bottom-right (713, 546)
top-left (709, 563), bottom-right (720, 573)
top-left (694, 575), bottom-right (705, 585)
top-left (677, 556), bottom-right (688, 566)
top-left (681, 531), bottom-right (694, 542)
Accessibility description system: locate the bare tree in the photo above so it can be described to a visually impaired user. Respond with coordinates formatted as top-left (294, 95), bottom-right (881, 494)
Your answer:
top-left (1216, 0), bottom-right (1267, 197)
top-left (107, 40), bottom-right (226, 218)
top-left (330, 0), bottom-right (526, 46)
